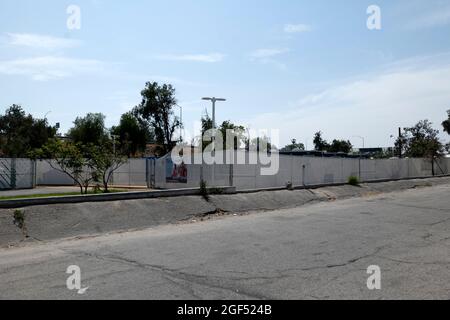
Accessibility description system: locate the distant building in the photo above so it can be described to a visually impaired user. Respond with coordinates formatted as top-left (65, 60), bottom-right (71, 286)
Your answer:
top-left (356, 147), bottom-right (394, 158)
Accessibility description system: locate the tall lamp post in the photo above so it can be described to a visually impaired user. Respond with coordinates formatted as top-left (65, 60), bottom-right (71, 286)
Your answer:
top-left (353, 135), bottom-right (365, 181)
top-left (202, 97), bottom-right (227, 186)
top-left (202, 97), bottom-right (226, 129)
top-left (353, 135), bottom-right (365, 150)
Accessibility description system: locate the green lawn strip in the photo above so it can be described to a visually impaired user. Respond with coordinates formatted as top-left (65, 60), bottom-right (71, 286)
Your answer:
top-left (0, 189), bottom-right (128, 201)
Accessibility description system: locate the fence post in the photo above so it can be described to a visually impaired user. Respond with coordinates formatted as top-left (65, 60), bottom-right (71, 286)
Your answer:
top-left (146, 158), bottom-right (150, 188)
top-left (290, 156), bottom-right (294, 185)
top-left (10, 158), bottom-right (16, 189)
top-left (302, 164), bottom-right (306, 186)
top-left (128, 160), bottom-right (131, 186)
top-left (31, 160), bottom-right (37, 188)
top-left (358, 157), bottom-right (361, 181)
top-left (229, 164), bottom-right (233, 187)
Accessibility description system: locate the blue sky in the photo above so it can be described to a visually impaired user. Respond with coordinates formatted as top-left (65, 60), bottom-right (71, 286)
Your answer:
top-left (1, 0), bottom-right (450, 148)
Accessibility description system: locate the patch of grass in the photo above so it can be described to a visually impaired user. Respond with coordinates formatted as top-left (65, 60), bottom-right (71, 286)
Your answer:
top-left (199, 180), bottom-right (209, 201)
top-left (348, 176), bottom-right (360, 186)
top-left (208, 188), bottom-right (224, 195)
top-left (13, 209), bottom-right (28, 238)
top-left (13, 210), bottom-right (25, 229)
top-left (0, 189), bottom-right (128, 201)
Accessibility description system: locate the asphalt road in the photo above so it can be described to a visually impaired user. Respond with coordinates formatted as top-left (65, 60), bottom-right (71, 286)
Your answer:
top-left (0, 184), bottom-right (449, 300)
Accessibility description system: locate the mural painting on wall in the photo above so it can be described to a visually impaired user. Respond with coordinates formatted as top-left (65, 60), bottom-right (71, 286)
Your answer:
top-left (166, 157), bottom-right (188, 183)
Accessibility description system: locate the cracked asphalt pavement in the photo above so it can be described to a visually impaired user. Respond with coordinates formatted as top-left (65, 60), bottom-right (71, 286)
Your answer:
top-left (0, 184), bottom-right (449, 299)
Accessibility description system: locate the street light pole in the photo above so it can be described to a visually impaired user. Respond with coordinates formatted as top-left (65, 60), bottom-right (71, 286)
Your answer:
top-left (202, 97), bottom-right (227, 187)
top-left (353, 135), bottom-right (365, 149)
top-left (353, 135), bottom-right (365, 181)
top-left (202, 97), bottom-right (226, 129)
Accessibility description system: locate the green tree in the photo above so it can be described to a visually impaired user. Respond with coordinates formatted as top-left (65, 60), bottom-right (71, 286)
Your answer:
top-left (248, 136), bottom-right (276, 153)
top-left (31, 139), bottom-right (96, 194)
top-left (67, 113), bottom-right (109, 145)
top-left (399, 120), bottom-right (444, 175)
top-left (313, 131), bottom-right (329, 151)
top-left (281, 139), bottom-right (305, 152)
top-left (0, 105), bottom-right (56, 157)
top-left (403, 120), bottom-right (443, 157)
top-left (133, 82), bottom-right (180, 153)
top-left (328, 140), bottom-right (353, 153)
top-left (443, 109), bottom-right (450, 135)
top-left (111, 112), bottom-right (152, 157)
top-left (89, 141), bottom-right (127, 192)
top-left (201, 113), bottom-right (246, 151)
top-left (313, 131), bottom-right (352, 153)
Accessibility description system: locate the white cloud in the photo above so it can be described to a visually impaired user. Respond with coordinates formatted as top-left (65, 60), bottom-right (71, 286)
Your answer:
top-left (155, 53), bottom-right (225, 63)
top-left (4, 33), bottom-right (81, 50)
top-left (244, 56), bottom-right (450, 147)
top-left (249, 48), bottom-right (290, 70)
top-left (0, 56), bottom-right (103, 81)
top-left (284, 24), bottom-right (312, 33)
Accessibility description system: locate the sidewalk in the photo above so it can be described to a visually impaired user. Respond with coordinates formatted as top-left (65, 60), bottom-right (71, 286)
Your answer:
top-left (0, 186), bottom-right (82, 197)
top-left (0, 184), bottom-right (153, 197)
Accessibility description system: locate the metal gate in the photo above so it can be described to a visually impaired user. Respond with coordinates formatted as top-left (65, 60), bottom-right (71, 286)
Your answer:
top-left (0, 158), bottom-right (35, 190)
top-left (146, 157), bottom-right (156, 188)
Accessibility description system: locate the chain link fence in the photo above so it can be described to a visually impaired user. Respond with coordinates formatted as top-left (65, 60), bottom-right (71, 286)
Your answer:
top-left (153, 152), bottom-right (450, 191)
top-left (3, 155), bottom-right (449, 191)
top-left (0, 158), bottom-right (35, 190)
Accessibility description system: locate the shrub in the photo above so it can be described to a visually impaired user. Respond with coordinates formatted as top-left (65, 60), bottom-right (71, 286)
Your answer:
top-left (348, 176), bottom-right (360, 186)
top-left (200, 180), bottom-right (209, 201)
top-left (286, 181), bottom-right (293, 190)
top-left (13, 210), bottom-right (28, 238)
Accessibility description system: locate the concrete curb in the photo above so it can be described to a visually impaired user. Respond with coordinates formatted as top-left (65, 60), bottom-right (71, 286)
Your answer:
top-left (0, 186), bottom-right (237, 209)
top-left (2, 173), bottom-right (450, 208)
top-left (236, 174), bottom-right (450, 194)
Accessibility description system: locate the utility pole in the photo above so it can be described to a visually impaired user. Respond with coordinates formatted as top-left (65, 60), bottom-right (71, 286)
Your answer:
top-left (202, 97), bottom-right (227, 187)
top-left (398, 127), bottom-right (403, 158)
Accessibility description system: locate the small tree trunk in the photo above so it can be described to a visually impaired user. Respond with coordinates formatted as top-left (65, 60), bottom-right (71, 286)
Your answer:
top-left (102, 172), bottom-right (109, 193)
top-left (77, 182), bottom-right (84, 195)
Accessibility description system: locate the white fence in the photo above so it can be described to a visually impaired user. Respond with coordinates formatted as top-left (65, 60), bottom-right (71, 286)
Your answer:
top-left (36, 159), bottom-right (149, 187)
top-left (2, 154), bottom-right (449, 191)
top-left (153, 152), bottom-right (450, 191)
top-left (0, 158), bottom-right (35, 190)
